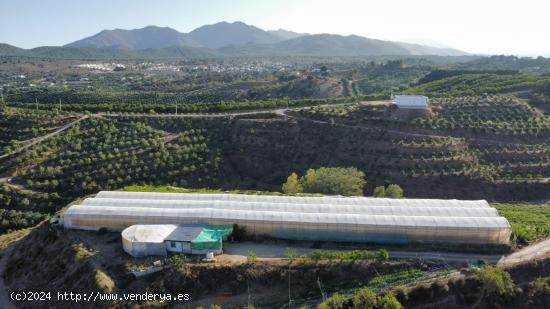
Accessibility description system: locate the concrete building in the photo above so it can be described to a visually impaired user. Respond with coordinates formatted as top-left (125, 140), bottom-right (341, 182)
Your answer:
top-left (393, 95), bottom-right (429, 109)
top-left (63, 191), bottom-right (511, 245)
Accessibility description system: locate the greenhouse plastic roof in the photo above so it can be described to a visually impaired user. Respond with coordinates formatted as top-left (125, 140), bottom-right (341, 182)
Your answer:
top-left (81, 198), bottom-right (499, 218)
top-left (95, 191), bottom-right (491, 208)
top-left (65, 205), bottom-right (511, 229)
top-left (63, 191), bottom-right (510, 232)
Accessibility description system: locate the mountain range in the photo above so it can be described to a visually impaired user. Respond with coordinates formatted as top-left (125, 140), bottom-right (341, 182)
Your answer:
top-left (0, 21), bottom-right (468, 59)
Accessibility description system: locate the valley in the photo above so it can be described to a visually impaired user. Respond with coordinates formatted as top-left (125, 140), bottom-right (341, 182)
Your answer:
top-left (1, 12), bottom-right (550, 309)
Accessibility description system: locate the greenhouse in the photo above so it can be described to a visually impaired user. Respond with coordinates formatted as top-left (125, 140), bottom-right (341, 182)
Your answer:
top-left (121, 224), bottom-right (233, 257)
top-left (63, 191), bottom-right (512, 245)
top-left (95, 191), bottom-right (491, 208)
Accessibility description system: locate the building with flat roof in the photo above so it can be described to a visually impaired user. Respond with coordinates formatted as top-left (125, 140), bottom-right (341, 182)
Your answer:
top-left (393, 95), bottom-right (429, 109)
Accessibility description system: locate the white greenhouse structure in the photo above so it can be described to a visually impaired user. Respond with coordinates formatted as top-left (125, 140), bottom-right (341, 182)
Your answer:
top-left (63, 191), bottom-right (512, 245)
top-left (393, 95), bottom-right (429, 109)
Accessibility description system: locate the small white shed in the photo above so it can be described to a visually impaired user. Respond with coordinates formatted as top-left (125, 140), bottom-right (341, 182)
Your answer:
top-left (393, 95), bottom-right (429, 109)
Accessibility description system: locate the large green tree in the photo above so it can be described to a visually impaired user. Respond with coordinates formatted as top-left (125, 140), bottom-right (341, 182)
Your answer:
top-left (282, 172), bottom-right (303, 194)
top-left (298, 167), bottom-right (366, 196)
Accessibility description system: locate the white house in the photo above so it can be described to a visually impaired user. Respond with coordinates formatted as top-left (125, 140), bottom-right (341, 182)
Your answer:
top-left (393, 95), bottom-right (429, 109)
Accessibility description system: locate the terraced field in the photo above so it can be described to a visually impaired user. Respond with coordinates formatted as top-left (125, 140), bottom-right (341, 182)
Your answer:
top-left (0, 111), bottom-right (76, 155)
top-left (19, 117), bottom-right (222, 197)
top-left (292, 95), bottom-right (550, 185)
top-left (415, 96), bottom-right (550, 137)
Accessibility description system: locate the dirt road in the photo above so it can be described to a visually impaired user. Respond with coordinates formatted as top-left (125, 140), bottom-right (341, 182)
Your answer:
top-left (222, 239), bottom-right (550, 266)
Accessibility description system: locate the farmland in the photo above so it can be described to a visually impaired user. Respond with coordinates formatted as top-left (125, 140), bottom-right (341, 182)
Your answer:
top-left (407, 73), bottom-right (550, 97)
top-left (1, 54), bottom-right (550, 309)
top-left (494, 203), bottom-right (550, 243)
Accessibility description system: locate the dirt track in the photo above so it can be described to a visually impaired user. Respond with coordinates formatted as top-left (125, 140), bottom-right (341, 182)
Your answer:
top-left (221, 239), bottom-right (550, 266)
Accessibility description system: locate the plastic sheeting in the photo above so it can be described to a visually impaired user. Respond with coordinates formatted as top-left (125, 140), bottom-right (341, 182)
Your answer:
top-left (82, 198), bottom-right (499, 217)
top-left (96, 191), bottom-right (490, 208)
top-left (191, 227), bottom-right (233, 251)
top-left (64, 192), bottom-right (511, 244)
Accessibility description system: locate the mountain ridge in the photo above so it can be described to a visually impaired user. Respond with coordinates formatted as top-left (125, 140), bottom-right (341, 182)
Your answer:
top-left (62, 21), bottom-right (467, 56)
top-left (1, 21), bottom-right (468, 59)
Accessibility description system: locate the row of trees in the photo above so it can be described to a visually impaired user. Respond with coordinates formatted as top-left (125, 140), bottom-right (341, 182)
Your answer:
top-left (414, 96), bottom-right (550, 137)
top-left (0, 208), bottom-right (46, 234)
top-left (20, 118), bottom-right (221, 197)
top-left (408, 73), bottom-right (549, 97)
top-left (282, 167), bottom-right (367, 196)
top-left (281, 167), bottom-right (404, 197)
top-left (9, 94), bottom-right (359, 114)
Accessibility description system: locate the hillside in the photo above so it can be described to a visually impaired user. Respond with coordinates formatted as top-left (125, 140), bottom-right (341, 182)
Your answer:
top-left (0, 44), bottom-right (218, 60)
top-left (65, 26), bottom-right (201, 49)
top-left (1, 207), bottom-right (549, 308)
top-left (267, 29), bottom-right (307, 40)
top-left (395, 41), bottom-right (467, 56)
top-left (220, 34), bottom-right (413, 57)
top-left (188, 21), bottom-right (282, 49)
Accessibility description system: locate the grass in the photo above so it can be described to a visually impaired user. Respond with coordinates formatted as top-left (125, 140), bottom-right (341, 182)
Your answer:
top-left (493, 203), bottom-right (550, 242)
top-left (366, 268), bottom-right (425, 289)
top-left (119, 184), bottom-right (322, 196)
top-left (72, 243), bottom-right (94, 263)
top-left (94, 269), bottom-right (115, 293)
top-left (0, 227), bottom-right (32, 250)
top-left (301, 249), bottom-right (389, 262)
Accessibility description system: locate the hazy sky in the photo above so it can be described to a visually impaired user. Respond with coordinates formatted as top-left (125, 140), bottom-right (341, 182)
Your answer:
top-left (1, 0), bottom-right (549, 56)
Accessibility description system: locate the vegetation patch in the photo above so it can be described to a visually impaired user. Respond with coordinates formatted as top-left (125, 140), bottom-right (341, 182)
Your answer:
top-left (120, 184), bottom-right (321, 196)
top-left (493, 203), bottom-right (550, 243)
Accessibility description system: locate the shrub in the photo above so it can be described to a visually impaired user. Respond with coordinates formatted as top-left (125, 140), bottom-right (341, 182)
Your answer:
top-left (169, 254), bottom-right (188, 269)
top-left (373, 186), bottom-right (385, 197)
top-left (282, 172), bottom-right (304, 194)
top-left (352, 288), bottom-right (378, 308)
top-left (511, 224), bottom-right (535, 243)
top-left (323, 290), bottom-right (403, 309)
top-left (532, 276), bottom-right (550, 294)
top-left (320, 292), bottom-right (348, 309)
top-left (72, 243), bottom-right (91, 263)
top-left (246, 251), bottom-right (257, 264)
top-left (475, 267), bottom-right (515, 298)
top-left (384, 184), bottom-right (404, 198)
top-left (377, 294), bottom-right (402, 309)
top-left (286, 247), bottom-right (297, 260)
top-left (376, 249), bottom-right (390, 261)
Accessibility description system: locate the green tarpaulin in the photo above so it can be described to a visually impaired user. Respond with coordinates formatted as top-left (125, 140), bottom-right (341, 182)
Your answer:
top-left (191, 227), bottom-right (233, 250)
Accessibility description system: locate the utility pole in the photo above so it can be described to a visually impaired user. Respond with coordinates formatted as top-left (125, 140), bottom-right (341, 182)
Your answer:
top-left (59, 98), bottom-right (62, 114)
top-left (175, 101), bottom-right (178, 115)
top-left (35, 98), bottom-right (38, 111)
